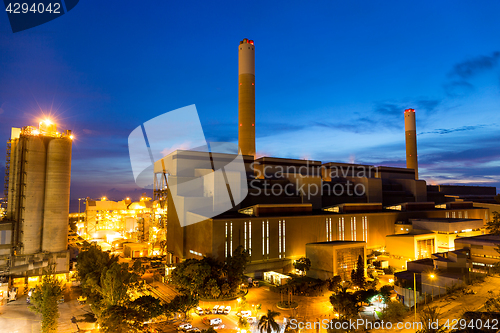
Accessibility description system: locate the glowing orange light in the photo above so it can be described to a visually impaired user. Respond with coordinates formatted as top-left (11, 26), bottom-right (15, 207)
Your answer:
top-left (69, 135), bottom-right (74, 140)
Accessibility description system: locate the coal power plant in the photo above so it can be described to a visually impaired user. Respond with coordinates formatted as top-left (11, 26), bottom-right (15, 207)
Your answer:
top-left (0, 120), bottom-right (72, 276)
top-left (155, 39), bottom-right (498, 278)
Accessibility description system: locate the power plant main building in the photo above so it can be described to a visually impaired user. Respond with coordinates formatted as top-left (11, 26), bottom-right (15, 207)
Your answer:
top-left (155, 39), bottom-right (497, 278)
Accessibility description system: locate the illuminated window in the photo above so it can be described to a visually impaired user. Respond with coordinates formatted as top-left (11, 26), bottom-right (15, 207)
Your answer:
top-left (266, 220), bottom-right (269, 256)
top-left (283, 220), bottom-right (285, 255)
top-left (464, 211), bottom-right (468, 219)
top-left (339, 217), bottom-right (345, 241)
top-left (326, 218), bottom-right (333, 241)
top-left (262, 221), bottom-right (265, 256)
top-left (458, 211), bottom-right (462, 218)
top-left (279, 221), bottom-right (282, 258)
top-left (249, 221), bottom-right (252, 256)
top-left (279, 220), bottom-right (286, 258)
top-left (452, 211), bottom-right (456, 218)
top-left (244, 222), bottom-right (247, 251)
top-left (351, 217), bottom-right (356, 241)
top-left (225, 222), bottom-right (228, 258)
top-left (230, 222), bottom-right (233, 255)
top-left (362, 216), bottom-right (368, 242)
top-left (446, 212), bottom-right (450, 218)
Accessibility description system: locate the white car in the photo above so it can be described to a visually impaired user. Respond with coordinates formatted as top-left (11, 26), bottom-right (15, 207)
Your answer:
top-left (213, 305), bottom-right (220, 313)
top-left (178, 323), bottom-right (192, 331)
top-left (217, 306), bottom-right (225, 314)
top-left (223, 306), bottom-right (231, 315)
top-left (209, 318), bottom-right (222, 326)
top-left (196, 307), bottom-right (203, 316)
top-left (238, 310), bottom-right (251, 318)
top-left (213, 324), bottom-right (225, 330)
top-left (247, 317), bottom-right (257, 324)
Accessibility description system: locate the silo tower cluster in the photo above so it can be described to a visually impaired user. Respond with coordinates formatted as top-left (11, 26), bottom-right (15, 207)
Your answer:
top-left (1, 120), bottom-right (72, 275)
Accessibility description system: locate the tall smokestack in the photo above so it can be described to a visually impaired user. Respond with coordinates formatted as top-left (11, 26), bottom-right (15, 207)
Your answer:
top-left (238, 38), bottom-right (255, 157)
top-left (404, 108), bottom-right (418, 179)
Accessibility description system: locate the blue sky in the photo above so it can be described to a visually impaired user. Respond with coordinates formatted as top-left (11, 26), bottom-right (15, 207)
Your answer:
top-left (1, 0), bottom-right (499, 200)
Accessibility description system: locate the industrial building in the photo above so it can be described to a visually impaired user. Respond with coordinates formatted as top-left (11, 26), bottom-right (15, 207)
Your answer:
top-left (0, 120), bottom-right (72, 277)
top-left (152, 39), bottom-right (496, 279)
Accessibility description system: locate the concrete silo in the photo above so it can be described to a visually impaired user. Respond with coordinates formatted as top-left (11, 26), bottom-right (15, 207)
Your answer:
top-left (20, 135), bottom-right (47, 254)
top-left (42, 136), bottom-right (72, 253)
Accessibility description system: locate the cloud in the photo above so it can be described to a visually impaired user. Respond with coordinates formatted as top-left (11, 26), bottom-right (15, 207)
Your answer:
top-left (449, 52), bottom-right (500, 79)
top-left (419, 123), bottom-right (491, 135)
top-left (443, 80), bottom-right (474, 97)
top-left (444, 51), bottom-right (500, 96)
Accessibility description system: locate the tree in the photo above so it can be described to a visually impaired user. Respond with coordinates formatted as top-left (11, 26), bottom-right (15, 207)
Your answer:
top-left (416, 305), bottom-right (447, 333)
top-left (350, 255), bottom-right (365, 289)
top-left (100, 262), bottom-right (139, 307)
top-left (293, 257), bottom-right (311, 275)
top-left (380, 285), bottom-right (393, 303)
top-left (329, 288), bottom-right (360, 319)
top-left (486, 211), bottom-right (500, 235)
top-left (258, 309), bottom-right (281, 333)
top-left (380, 301), bottom-right (408, 323)
top-left (484, 291), bottom-right (500, 312)
top-left (328, 275), bottom-right (342, 293)
top-left (168, 294), bottom-right (199, 319)
top-left (238, 316), bottom-right (250, 331)
top-left (30, 267), bottom-right (64, 333)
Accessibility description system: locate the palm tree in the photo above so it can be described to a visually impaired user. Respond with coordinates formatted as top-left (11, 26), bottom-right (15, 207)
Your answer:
top-left (258, 309), bottom-right (281, 333)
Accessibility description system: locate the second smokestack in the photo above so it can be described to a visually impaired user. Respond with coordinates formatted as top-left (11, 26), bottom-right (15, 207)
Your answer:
top-left (404, 108), bottom-right (418, 179)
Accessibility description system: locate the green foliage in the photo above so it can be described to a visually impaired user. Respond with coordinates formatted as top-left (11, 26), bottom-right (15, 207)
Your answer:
top-left (201, 328), bottom-right (218, 333)
top-left (328, 275), bottom-right (342, 293)
top-left (350, 255), bottom-right (365, 289)
top-left (293, 257), bottom-right (311, 274)
top-left (76, 244), bottom-right (163, 332)
top-left (258, 309), bottom-right (281, 333)
top-left (170, 245), bottom-right (249, 299)
top-left (329, 288), bottom-right (360, 319)
top-left (167, 294), bottom-right (199, 319)
top-left (486, 211), bottom-right (500, 235)
top-left (416, 305), bottom-right (447, 333)
top-left (379, 285), bottom-right (393, 303)
top-left (484, 291), bottom-right (500, 312)
top-left (380, 301), bottom-right (408, 323)
top-left (238, 316), bottom-right (250, 330)
top-left (30, 267), bottom-right (64, 333)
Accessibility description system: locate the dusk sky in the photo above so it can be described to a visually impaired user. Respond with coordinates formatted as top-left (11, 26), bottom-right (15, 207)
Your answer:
top-left (1, 1), bottom-right (500, 203)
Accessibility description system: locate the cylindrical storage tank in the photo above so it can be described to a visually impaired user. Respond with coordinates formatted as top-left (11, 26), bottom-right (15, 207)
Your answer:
top-left (42, 137), bottom-right (72, 253)
top-left (21, 135), bottom-right (47, 254)
top-left (6, 138), bottom-right (19, 222)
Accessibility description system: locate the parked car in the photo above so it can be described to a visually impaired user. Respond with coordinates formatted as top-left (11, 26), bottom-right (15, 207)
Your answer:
top-left (223, 306), bottom-right (231, 315)
top-left (187, 327), bottom-right (200, 333)
top-left (196, 307), bottom-right (203, 316)
top-left (204, 308), bottom-right (211, 315)
top-left (209, 318), bottom-right (222, 326)
top-left (213, 324), bottom-right (225, 330)
top-left (237, 310), bottom-right (251, 318)
top-left (212, 305), bottom-right (220, 314)
top-left (217, 306), bottom-right (225, 314)
top-left (252, 281), bottom-right (259, 287)
top-left (178, 323), bottom-right (192, 331)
